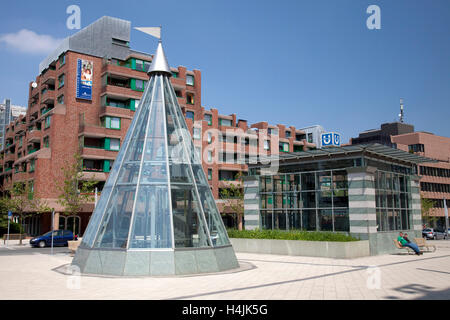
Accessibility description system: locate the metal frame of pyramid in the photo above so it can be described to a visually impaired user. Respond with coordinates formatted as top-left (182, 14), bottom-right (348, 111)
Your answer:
top-left (72, 40), bottom-right (239, 276)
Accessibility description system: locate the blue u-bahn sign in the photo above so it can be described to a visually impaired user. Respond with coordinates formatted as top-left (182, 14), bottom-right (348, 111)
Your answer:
top-left (321, 132), bottom-right (341, 147)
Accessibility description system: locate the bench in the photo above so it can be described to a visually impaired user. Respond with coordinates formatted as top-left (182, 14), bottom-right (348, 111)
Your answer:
top-left (393, 240), bottom-right (414, 255)
top-left (2, 233), bottom-right (29, 243)
top-left (414, 237), bottom-right (436, 253)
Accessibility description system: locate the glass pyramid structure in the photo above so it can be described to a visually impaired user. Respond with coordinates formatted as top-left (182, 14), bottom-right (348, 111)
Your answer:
top-left (72, 41), bottom-right (239, 276)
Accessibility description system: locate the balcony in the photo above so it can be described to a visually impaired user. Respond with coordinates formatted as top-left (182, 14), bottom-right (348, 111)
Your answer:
top-left (15, 122), bottom-right (27, 134)
top-left (101, 85), bottom-right (142, 100)
top-left (41, 69), bottom-right (56, 85)
top-left (102, 60), bottom-right (148, 79)
top-left (79, 123), bottom-right (122, 138)
top-left (27, 147), bottom-right (40, 155)
top-left (41, 88), bottom-right (55, 104)
top-left (13, 171), bottom-right (29, 182)
top-left (80, 147), bottom-right (118, 159)
top-left (4, 153), bottom-right (15, 163)
top-left (100, 106), bottom-right (134, 119)
top-left (5, 129), bottom-right (14, 140)
top-left (27, 130), bottom-right (41, 143)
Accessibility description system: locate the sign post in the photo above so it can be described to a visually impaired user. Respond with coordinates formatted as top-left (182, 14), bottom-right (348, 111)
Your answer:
top-left (51, 209), bottom-right (55, 255)
top-left (444, 198), bottom-right (449, 241)
top-left (6, 211), bottom-right (12, 247)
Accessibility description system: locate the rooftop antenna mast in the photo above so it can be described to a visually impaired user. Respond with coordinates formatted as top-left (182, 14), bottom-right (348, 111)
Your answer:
top-left (398, 98), bottom-right (404, 123)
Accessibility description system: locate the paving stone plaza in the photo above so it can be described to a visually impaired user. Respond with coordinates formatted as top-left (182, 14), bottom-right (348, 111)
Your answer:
top-left (1, 240), bottom-right (449, 300)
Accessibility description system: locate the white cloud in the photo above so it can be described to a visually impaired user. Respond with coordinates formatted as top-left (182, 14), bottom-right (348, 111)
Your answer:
top-left (0, 29), bottom-right (63, 55)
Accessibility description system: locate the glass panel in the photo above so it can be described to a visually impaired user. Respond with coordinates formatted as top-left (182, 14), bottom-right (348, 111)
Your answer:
top-left (318, 171), bottom-right (332, 191)
top-left (300, 192), bottom-right (316, 208)
top-left (401, 210), bottom-right (409, 230)
top-left (287, 210), bottom-right (301, 230)
top-left (333, 208), bottom-right (349, 232)
top-left (332, 170), bottom-right (348, 189)
top-left (139, 162), bottom-right (167, 184)
top-left (197, 186), bottom-right (230, 246)
top-left (273, 211), bottom-right (287, 230)
top-left (380, 209), bottom-right (387, 231)
top-left (94, 186), bottom-right (135, 248)
top-left (318, 190), bottom-right (332, 207)
top-left (171, 186), bottom-right (210, 248)
top-left (82, 186), bottom-right (112, 246)
top-left (301, 172), bottom-right (316, 191)
top-left (302, 209), bottom-right (316, 231)
top-left (333, 189), bottom-right (348, 207)
top-left (318, 209), bottom-right (333, 231)
top-left (393, 210), bottom-right (401, 231)
top-left (143, 137), bottom-right (166, 162)
top-left (129, 185), bottom-right (171, 248)
top-left (261, 211), bottom-right (273, 230)
top-left (387, 210), bottom-right (395, 231)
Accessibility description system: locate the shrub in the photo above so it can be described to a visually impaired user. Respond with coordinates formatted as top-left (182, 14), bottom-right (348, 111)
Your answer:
top-left (226, 229), bottom-right (359, 242)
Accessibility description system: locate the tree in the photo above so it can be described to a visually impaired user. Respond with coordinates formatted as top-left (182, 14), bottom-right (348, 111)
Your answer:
top-left (57, 152), bottom-right (97, 235)
top-left (421, 197), bottom-right (436, 228)
top-left (5, 182), bottom-right (50, 244)
top-left (219, 172), bottom-right (244, 230)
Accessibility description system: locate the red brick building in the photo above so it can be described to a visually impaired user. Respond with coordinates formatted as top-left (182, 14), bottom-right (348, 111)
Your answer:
top-left (392, 132), bottom-right (450, 227)
top-left (0, 16), bottom-right (316, 236)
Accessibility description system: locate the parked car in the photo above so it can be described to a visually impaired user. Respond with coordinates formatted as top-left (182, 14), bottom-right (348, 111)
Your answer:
top-left (422, 228), bottom-right (448, 240)
top-left (30, 230), bottom-right (75, 248)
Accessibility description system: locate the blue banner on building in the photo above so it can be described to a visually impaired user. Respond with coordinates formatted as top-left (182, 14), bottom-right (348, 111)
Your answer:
top-left (321, 132), bottom-right (341, 147)
top-left (76, 59), bottom-right (93, 100)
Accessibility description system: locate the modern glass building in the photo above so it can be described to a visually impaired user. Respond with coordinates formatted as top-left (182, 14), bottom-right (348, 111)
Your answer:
top-left (244, 144), bottom-right (436, 255)
top-left (72, 40), bottom-right (238, 276)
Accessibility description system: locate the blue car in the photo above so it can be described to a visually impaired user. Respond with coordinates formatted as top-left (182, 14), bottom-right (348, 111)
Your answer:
top-left (30, 230), bottom-right (75, 248)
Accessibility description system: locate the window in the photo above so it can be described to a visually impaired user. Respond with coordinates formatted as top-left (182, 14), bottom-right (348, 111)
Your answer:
top-left (109, 138), bottom-right (120, 151)
top-left (29, 159), bottom-right (35, 172)
top-left (175, 90), bottom-right (182, 98)
top-left (409, 144), bottom-right (425, 153)
top-left (279, 142), bottom-right (289, 152)
top-left (134, 79), bottom-right (145, 91)
top-left (264, 140), bottom-right (270, 150)
top-left (186, 111), bottom-right (194, 121)
top-left (58, 74), bottom-right (65, 88)
top-left (186, 75), bottom-right (194, 86)
top-left (285, 130), bottom-right (291, 138)
top-left (44, 116), bottom-right (51, 129)
top-left (307, 133), bottom-right (313, 143)
top-left (102, 116), bottom-right (121, 130)
top-left (204, 114), bottom-right (212, 125)
top-left (43, 136), bottom-right (49, 148)
top-left (207, 151), bottom-right (212, 163)
top-left (207, 132), bottom-right (212, 144)
top-left (268, 128), bottom-right (278, 135)
top-left (59, 54), bottom-right (65, 67)
top-left (193, 127), bottom-right (201, 140)
top-left (172, 71), bottom-right (178, 78)
top-left (186, 93), bottom-right (194, 105)
top-left (208, 169), bottom-right (212, 181)
top-left (57, 95), bottom-right (64, 104)
top-left (135, 59), bottom-right (144, 71)
top-left (195, 147), bottom-right (201, 160)
top-left (112, 38), bottom-right (129, 46)
top-left (143, 61), bottom-right (151, 72)
top-left (219, 118), bottom-right (232, 127)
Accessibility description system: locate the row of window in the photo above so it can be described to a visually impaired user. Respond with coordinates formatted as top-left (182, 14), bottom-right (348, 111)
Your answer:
top-left (408, 143), bottom-right (425, 153)
top-left (420, 165), bottom-right (450, 178)
top-left (425, 198), bottom-right (450, 208)
top-left (260, 209), bottom-right (350, 232)
top-left (420, 182), bottom-right (450, 193)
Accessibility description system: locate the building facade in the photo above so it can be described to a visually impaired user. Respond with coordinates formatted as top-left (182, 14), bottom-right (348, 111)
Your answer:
top-left (243, 144), bottom-right (433, 255)
top-left (392, 132), bottom-right (450, 228)
top-left (0, 16), bottom-right (319, 236)
top-left (0, 99), bottom-right (27, 150)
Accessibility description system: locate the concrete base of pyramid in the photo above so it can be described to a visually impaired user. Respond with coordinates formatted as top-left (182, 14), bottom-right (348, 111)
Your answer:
top-left (72, 244), bottom-right (239, 276)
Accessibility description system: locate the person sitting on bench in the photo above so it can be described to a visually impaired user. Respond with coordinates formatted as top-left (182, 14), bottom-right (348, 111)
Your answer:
top-left (397, 232), bottom-right (422, 255)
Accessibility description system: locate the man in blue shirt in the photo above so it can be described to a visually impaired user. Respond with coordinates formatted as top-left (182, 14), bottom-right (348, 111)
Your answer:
top-left (397, 232), bottom-right (422, 255)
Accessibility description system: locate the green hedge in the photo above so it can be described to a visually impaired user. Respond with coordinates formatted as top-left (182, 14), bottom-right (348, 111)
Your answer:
top-left (227, 229), bottom-right (359, 242)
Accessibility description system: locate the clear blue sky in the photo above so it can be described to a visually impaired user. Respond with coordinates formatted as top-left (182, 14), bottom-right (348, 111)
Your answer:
top-left (0, 0), bottom-right (449, 143)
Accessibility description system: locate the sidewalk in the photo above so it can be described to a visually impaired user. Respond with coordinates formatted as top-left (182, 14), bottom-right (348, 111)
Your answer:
top-left (0, 241), bottom-right (449, 300)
